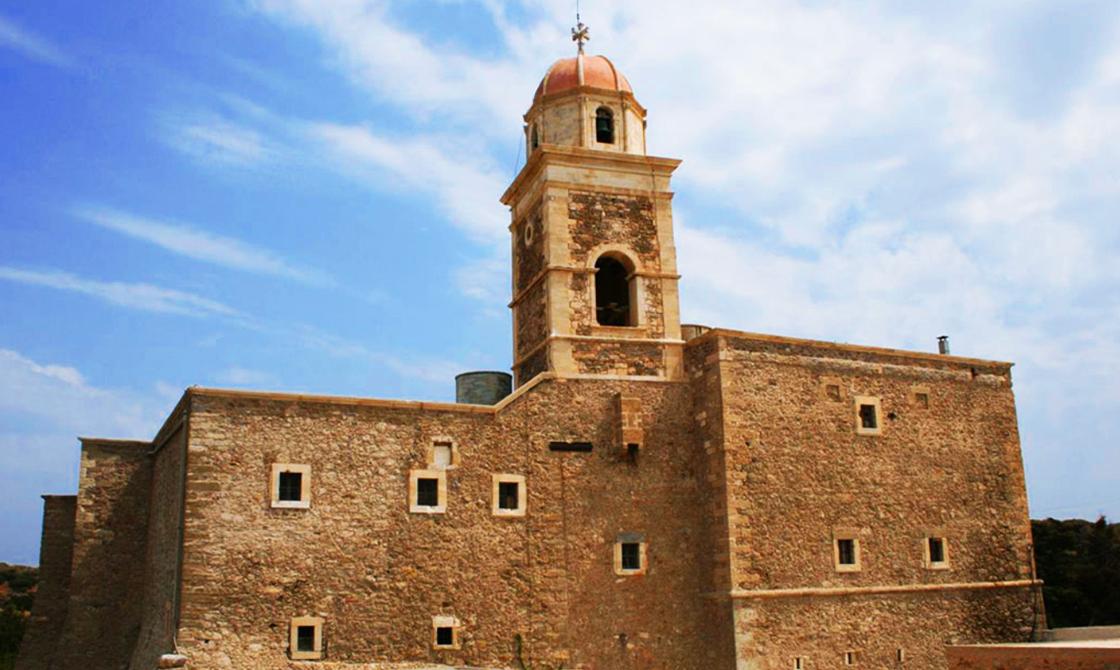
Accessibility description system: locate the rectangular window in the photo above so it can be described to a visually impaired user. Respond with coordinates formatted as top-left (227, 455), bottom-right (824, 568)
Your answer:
top-left (289, 616), bottom-right (323, 660)
top-left (833, 530), bottom-right (861, 572)
top-left (924, 536), bottom-right (950, 569)
top-left (409, 469), bottom-right (447, 514)
top-left (794, 657), bottom-right (805, 669)
top-left (845, 651), bottom-right (857, 665)
top-left (499, 481), bottom-right (519, 510)
top-left (417, 478), bottom-right (439, 507)
top-left (296, 625), bottom-right (315, 652)
top-left (915, 392), bottom-right (929, 408)
top-left (271, 464), bottom-right (311, 509)
top-left (859, 404), bottom-right (877, 429)
top-left (278, 472), bottom-right (302, 502)
top-left (621, 542), bottom-right (641, 570)
top-left (431, 615), bottom-right (460, 650)
top-left (897, 648), bottom-right (906, 663)
top-left (614, 534), bottom-right (647, 575)
top-left (492, 474), bottom-right (527, 517)
top-left (854, 396), bottom-right (882, 435)
top-left (436, 626), bottom-right (454, 646)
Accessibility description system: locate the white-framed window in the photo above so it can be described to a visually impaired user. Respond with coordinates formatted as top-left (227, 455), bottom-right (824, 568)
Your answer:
top-left (614, 533), bottom-right (647, 576)
top-left (289, 616), bottom-right (324, 660)
top-left (432, 615), bottom-right (461, 650)
top-left (854, 396), bottom-right (882, 436)
top-left (409, 469), bottom-right (447, 514)
top-left (492, 474), bottom-right (527, 517)
top-left (271, 464), bottom-right (311, 509)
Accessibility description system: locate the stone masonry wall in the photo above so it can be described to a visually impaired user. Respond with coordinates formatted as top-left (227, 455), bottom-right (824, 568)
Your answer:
top-left (15, 495), bottom-right (76, 670)
top-left (572, 341), bottom-right (663, 377)
top-left (567, 192), bottom-right (659, 270)
top-left (55, 440), bottom-right (153, 670)
top-left (710, 332), bottom-right (1036, 668)
top-left (130, 423), bottom-right (189, 669)
top-left (175, 380), bottom-right (722, 670)
top-left (514, 282), bottom-right (547, 360)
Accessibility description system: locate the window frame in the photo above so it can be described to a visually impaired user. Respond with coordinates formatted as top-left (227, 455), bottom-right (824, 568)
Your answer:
top-left (614, 533), bottom-right (647, 576)
top-left (271, 464), bottom-right (311, 510)
top-left (431, 615), bottom-right (461, 650)
top-left (427, 437), bottom-right (459, 470)
top-left (409, 469), bottom-right (447, 514)
top-left (833, 529), bottom-right (862, 573)
top-left (289, 616), bottom-right (324, 660)
top-left (491, 473), bottom-right (527, 517)
top-left (853, 396), bottom-right (882, 436)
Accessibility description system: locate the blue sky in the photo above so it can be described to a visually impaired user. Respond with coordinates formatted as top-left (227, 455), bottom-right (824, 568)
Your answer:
top-left (1, 0), bottom-right (1119, 565)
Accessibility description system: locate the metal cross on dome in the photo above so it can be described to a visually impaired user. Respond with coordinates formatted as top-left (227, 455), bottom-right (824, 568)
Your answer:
top-left (572, 20), bottom-right (590, 53)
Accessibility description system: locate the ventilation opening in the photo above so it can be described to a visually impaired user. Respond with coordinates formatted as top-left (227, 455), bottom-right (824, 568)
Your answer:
top-left (596, 106), bottom-right (615, 143)
top-left (531, 124), bottom-right (539, 150)
top-left (278, 471), bottom-right (302, 502)
top-left (595, 255), bottom-right (633, 326)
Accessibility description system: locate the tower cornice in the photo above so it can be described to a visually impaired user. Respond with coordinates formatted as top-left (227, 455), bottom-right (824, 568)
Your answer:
top-left (501, 144), bottom-right (681, 207)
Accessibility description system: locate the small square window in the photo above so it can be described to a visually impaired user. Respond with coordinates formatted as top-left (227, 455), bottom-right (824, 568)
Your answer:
top-left (854, 396), bottom-right (882, 435)
top-left (492, 474), bottom-right (527, 517)
top-left (827, 385), bottom-right (841, 401)
top-left (409, 469), bottom-right (447, 514)
top-left (615, 534), bottom-right (647, 575)
top-left (431, 615), bottom-right (460, 650)
top-left (271, 464), bottom-right (311, 509)
top-left (428, 438), bottom-right (458, 469)
top-left (289, 616), bottom-right (323, 660)
top-left (924, 536), bottom-right (950, 569)
top-left (915, 393), bottom-right (929, 408)
top-left (436, 626), bottom-right (454, 646)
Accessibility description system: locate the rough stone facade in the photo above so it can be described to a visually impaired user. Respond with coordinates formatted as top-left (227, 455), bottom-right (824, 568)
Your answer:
top-left (19, 49), bottom-right (1041, 670)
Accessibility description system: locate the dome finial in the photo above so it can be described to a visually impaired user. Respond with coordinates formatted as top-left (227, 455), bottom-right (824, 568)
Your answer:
top-left (571, 3), bottom-right (589, 55)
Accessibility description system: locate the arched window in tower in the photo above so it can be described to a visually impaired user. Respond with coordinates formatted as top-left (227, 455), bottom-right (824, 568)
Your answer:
top-left (595, 254), bottom-right (635, 327)
top-left (595, 107), bottom-right (615, 144)
top-left (531, 124), bottom-right (539, 151)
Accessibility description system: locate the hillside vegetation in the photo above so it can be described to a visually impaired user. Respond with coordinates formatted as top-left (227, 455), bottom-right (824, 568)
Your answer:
top-left (1032, 517), bottom-right (1120, 628)
top-left (0, 563), bottom-right (36, 670)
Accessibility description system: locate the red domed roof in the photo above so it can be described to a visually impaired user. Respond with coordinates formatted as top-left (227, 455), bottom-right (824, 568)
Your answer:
top-left (534, 53), bottom-right (633, 102)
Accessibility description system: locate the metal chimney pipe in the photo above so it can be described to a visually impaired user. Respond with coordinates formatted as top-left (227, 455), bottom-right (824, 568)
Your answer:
top-left (938, 336), bottom-right (950, 355)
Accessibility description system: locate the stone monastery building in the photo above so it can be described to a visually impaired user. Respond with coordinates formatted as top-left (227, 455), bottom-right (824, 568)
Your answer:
top-left (19, 42), bottom-right (1042, 670)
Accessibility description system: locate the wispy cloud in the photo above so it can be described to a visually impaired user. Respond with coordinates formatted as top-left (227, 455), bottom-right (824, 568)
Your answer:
top-left (0, 14), bottom-right (72, 68)
top-left (74, 205), bottom-right (332, 285)
top-left (0, 266), bottom-right (238, 317)
top-left (214, 366), bottom-right (277, 388)
top-left (163, 115), bottom-right (274, 166)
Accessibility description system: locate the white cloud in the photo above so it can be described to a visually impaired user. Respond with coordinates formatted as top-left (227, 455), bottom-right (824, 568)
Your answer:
top-left (74, 205), bottom-right (332, 285)
top-left (307, 122), bottom-right (509, 243)
top-left (161, 114), bottom-right (275, 166)
top-left (0, 266), bottom-right (239, 318)
top-left (0, 14), bottom-right (71, 68)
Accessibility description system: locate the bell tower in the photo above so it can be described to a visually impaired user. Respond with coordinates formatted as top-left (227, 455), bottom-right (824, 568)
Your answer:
top-left (502, 34), bottom-right (684, 387)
